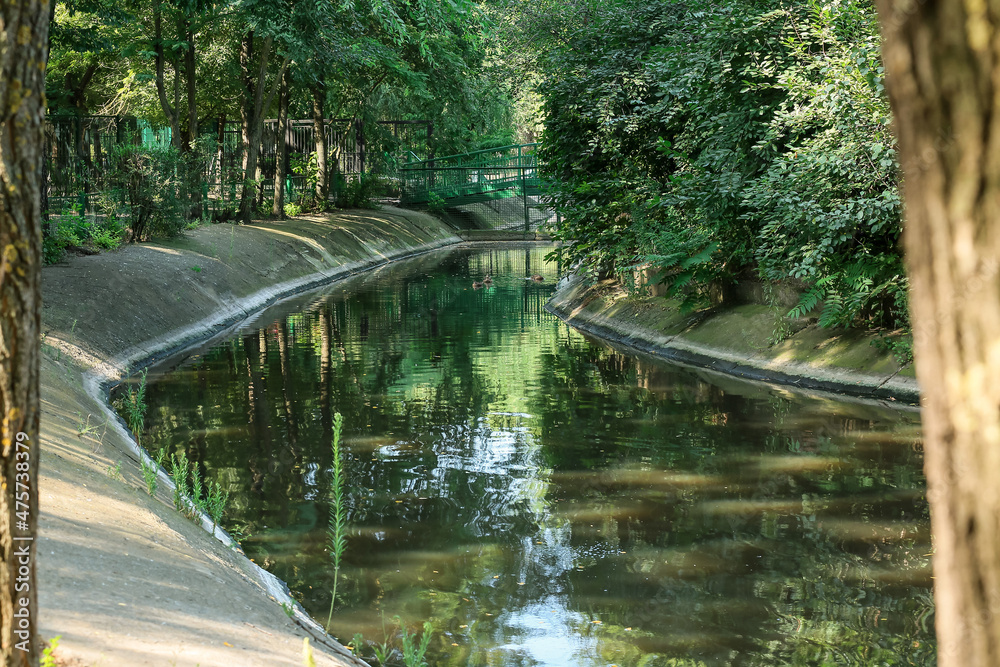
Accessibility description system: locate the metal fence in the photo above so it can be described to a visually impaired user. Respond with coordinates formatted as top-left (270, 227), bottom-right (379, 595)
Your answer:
top-left (44, 115), bottom-right (433, 219)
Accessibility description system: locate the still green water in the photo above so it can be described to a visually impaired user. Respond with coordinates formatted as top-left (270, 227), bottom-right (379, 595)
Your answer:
top-left (136, 244), bottom-right (933, 666)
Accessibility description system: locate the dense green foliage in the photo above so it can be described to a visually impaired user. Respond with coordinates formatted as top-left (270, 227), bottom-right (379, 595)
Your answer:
top-left (44, 0), bottom-right (522, 244)
top-left (47, 0), bottom-right (510, 140)
top-left (531, 0), bottom-right (906, 329)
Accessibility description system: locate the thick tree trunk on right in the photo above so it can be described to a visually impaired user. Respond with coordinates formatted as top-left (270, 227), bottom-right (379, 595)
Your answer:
top-left (0, 0), bottom-right (47, 663)
top-left (877, 2), bottom-right (1000, 665)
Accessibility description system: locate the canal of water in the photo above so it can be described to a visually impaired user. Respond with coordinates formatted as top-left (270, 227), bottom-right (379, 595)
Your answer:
top-left (130, 244), bottom-right (934, 666)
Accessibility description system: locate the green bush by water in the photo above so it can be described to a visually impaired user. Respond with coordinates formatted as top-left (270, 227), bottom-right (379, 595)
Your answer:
top-left (93, 135), bottom-right (217, 243)
top-left (334, 175), bottom-right (384, 210)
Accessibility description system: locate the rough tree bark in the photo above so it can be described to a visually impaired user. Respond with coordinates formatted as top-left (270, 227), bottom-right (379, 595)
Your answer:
top-left (183, 19), bottom-right (201, 218)
top-left (272, 67), bottom-right (290, 218)
top-left (153, 0), bottom-right (181, 151)
top-left (876, 2), bottom-right (1000, 665)
top-left (237, 31), bottom-right (288, 223)
top-left (184, 20), bottom-right (197, 150)
top-left (0, 0), bottom-right (47, 663)
top-left (310, 79), bottom-right (328, 206)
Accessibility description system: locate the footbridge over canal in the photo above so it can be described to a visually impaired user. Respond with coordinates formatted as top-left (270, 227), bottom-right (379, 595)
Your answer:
top-left (398, 143), bottom-right (553, 232)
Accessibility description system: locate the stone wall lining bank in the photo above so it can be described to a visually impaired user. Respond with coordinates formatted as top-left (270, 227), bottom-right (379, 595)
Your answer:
top-left (546, 274), bottom-right (920, 406)
top-left (38, 208), bottom-right (461, 667)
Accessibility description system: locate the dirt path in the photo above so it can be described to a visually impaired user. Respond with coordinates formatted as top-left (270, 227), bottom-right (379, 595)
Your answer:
top-left (37, 209), bottom-right (460, 666)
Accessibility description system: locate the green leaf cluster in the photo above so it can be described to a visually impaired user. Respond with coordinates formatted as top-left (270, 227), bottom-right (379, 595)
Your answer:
top-left (536, 0), bottom-right (907, 329)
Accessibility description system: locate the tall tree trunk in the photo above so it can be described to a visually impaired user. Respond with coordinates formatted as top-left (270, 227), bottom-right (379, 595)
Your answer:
top-left (153, 0), bottom-right (181, 151)
top-left (238, 32), bottom-right (288, 223)
top-left (216, 114), bottom-right (226, 208)
top-left (0, 0), bottom-right (47, 663)
top-left (184, 21), bottom-right (197, 150)
top-left (272, 67), bottom-right (290, 218)
top-left (183, 19), bottom-right (201, 218)
top-left (67, 62), bottom-right (98, 113)
top-left (877, 2), bottom-right (1000, 665)
top-left (238, 31), bottom-right (263, 223)
top-left (310, 79), bottom-right (328, 206)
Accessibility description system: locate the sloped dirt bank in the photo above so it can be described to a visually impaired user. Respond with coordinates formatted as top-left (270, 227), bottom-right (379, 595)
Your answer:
top-left (546, 275), bottom-right (920, 406)
top-left (38, 208), bottom-right (460, 666)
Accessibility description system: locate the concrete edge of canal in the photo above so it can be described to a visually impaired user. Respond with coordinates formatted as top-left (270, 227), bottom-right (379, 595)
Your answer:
top-left (37, 207), bottom-right (461, 667)
top-left (546, 274), bottom-right (921, 407)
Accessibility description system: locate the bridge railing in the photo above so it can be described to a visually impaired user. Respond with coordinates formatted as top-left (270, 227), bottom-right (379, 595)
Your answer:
top-left (398, 143), bottom-right (539, 206)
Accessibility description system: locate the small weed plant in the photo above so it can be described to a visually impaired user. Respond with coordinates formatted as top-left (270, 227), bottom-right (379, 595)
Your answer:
top-left (170, 450), bottom-right (191, 511)
top-left (77, 413), bottom-right (98, 438)
top-left (124, 370), bottom-right (148, 443)
top-left (204, 477), bottom-right (229, 529)
top-left (872, 331), bottom-right (914, 366)
top-left (105, 460), bottom-right (123, 481)
top-left (326, 412), bottom-right (347, 631)
top-left (140, 448), bottom-right (167, 496)
top-left (349, 616), bottom-right (435, 667)
top-left (41, 636), bottom-right (61, 667)
top-left (169, 450), bottom-right (229, 526)
top-left (399, 620), bottom-right (433, 667)
top-left (302, 637), bottom-right (317, 667)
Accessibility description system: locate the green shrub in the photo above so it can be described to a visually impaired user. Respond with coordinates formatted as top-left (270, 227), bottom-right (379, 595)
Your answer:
top-left (334, 174), bottom-right (383, 210)
top-left (42, 215), bottom-right (128, 264)
top-left (42, 219), bottom-right (81, 264)
top-left (290, 152), bottom-right (320, 200)
top-left (89, 218), bottom-right (128, 249)
top-left (95, 136), bottom-right (215, 242)
top-left (426, 191), bottom-right (447, 212)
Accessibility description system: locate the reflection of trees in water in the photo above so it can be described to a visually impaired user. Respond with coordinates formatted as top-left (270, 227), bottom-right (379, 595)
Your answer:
top-left (137, 245), bottom-right (932, 667)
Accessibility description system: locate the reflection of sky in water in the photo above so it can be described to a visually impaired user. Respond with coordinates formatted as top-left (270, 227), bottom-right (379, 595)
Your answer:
top-left (501, 597), bottom-right (601, 667)
top-left (137, 245), bottom-right (935, 667)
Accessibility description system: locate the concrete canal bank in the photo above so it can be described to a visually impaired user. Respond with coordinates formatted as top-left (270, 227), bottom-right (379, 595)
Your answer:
top-left (38, 208), bottom-right (460, 666)
top-left (546, 274), bottom-right (920, 405)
